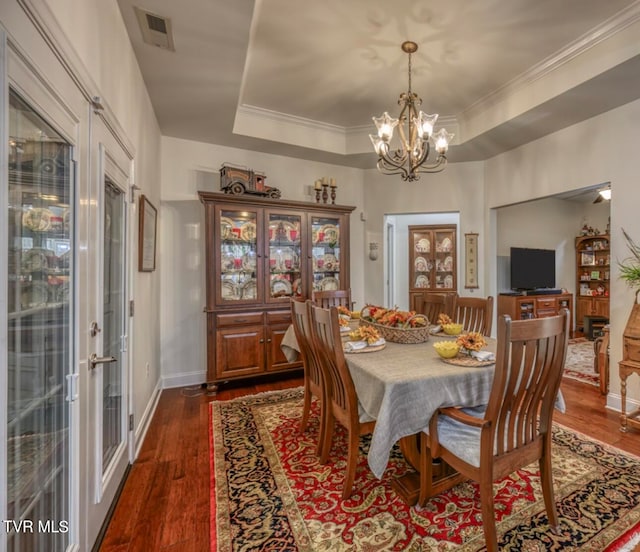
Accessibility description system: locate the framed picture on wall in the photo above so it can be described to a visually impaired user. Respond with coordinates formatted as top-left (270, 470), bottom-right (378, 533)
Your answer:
top-left (138, 195), bottom-right (157, 272)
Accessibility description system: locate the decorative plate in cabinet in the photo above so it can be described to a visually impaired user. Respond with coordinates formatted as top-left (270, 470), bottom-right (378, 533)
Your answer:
top-left (415, 256), bottom-right (429, 272)
top-left (319, 276), bottom-right (339, 291)
top-left (271, 276), bottom-right (292, 297)
top-left (415, 274), bottom-right (429, 288)
top-left (241, 278), bottom-right (257, 300)
top-left (415, 238), bottom-right (430, 253)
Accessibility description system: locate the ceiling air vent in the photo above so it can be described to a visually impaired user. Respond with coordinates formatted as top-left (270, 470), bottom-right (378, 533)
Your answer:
top-left (134, 7), bottom-right (175, 51)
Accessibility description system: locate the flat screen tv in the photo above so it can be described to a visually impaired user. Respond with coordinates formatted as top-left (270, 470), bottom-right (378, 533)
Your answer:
top-left (510, 247), bottom-right (556, 291)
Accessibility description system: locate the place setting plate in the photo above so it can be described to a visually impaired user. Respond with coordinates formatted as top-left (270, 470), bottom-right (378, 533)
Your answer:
top-left (343, 338), bottom-right (386, 354)
top-left (441, 354), bottom-right (495, 367)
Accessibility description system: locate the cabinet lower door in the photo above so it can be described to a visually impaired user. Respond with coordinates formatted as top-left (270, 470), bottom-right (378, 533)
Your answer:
top-left (216, 326), bottom-right (265, 378)
top-left (266, 324), bottom-right (300, 372)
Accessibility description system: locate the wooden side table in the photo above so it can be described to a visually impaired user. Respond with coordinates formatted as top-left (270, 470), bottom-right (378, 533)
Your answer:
top-left (619, 359), bottom-right (640, 432)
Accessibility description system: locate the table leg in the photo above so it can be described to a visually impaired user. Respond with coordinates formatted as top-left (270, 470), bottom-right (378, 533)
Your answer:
top-left (391, 434), bottom-right (467, 506)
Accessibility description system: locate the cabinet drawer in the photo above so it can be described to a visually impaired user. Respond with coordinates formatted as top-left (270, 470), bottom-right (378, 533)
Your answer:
top-left (535, 298), bottom-right (557, 310)
top-left (266, 310), bottom-right (291, 325)
top-left (216, 312), bottom-right (263, 327)
top-left (536, 309), bottom-right (557, 318)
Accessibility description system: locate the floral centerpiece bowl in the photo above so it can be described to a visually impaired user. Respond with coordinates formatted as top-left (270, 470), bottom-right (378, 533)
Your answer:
top-left (359, 305), bottom-right (430, 344)
top-left (442, 323), bottom-right (463, 335)
top-left (433, 341), bottom-right (460, 358)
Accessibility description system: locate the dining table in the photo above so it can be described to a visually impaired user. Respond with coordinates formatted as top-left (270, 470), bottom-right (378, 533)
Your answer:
top-left (280, 322), bottom-right (565, 504)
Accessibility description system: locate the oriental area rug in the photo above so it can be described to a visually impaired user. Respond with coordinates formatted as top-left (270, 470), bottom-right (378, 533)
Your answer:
top-left (209, 388), bottom-right (640, 551)
top-left (564, 337), bottom-right (599, 387)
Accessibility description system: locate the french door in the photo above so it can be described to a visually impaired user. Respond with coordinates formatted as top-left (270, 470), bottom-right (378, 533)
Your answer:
top-left (2, 65), bottom-right (132, 552)
top-left (82, 118), bottom-right (132, 548)
top-left (4, 88), bottom-right (75, 551)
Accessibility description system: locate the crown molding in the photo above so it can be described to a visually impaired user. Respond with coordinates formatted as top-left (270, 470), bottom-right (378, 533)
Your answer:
top-left (462, 0), bottom-right (640, 118)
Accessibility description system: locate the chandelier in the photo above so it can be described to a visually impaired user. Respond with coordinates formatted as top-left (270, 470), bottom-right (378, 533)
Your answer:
top-left (370, 41), bottom-right (453, 182)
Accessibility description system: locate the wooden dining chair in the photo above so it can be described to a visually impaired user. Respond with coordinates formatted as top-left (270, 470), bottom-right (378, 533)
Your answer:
top-left (419, 292), bottom-right (456, 325)
top-left (312, 289), bottom-right (353, 309)
top-left (418, 309), bottom-right (569, 552)
top-left (290, 298), bottom-right (326, 455)
top-left (309, 304), bottom-right (376, 499)
top-left (454, 295), bottom-right (494, 336)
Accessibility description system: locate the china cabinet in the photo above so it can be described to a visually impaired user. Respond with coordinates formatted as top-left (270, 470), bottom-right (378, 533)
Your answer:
top-left (199, 192), bottom-right (355, 393)
top-left (575, 234), bottom-right (610, 332)
top-left (408, 225), bottom-right (457, 312)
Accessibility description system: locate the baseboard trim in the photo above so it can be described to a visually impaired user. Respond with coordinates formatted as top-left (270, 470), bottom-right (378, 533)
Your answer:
top-left (162, 370), bottom-right (206, 389)
top-left (133, 379), bottom-right (162, 459)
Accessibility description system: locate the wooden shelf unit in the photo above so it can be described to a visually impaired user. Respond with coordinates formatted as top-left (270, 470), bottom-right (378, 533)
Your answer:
top-left (575, 234), bottom-right (610, 332)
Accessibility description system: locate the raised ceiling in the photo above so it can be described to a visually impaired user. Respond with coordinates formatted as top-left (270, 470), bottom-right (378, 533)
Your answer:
top-left (116, 0), bottom-right (640, 167)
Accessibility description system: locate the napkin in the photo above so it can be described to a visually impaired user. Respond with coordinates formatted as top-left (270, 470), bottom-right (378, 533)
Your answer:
top-left (344, 340), bottom-right (367, 352)
top-left (471, 350), bottom-right (495, 361)
top-left (430, 325), bottom-right (442, 335)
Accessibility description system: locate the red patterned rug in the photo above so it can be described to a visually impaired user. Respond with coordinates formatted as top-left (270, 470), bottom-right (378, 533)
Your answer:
top-left (210, 388), bottom-right (640, 551)
top-left (564, 337), bottom-right (599, 387)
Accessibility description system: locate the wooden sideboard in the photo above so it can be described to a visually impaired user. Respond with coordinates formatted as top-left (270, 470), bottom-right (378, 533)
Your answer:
top-left (497, 292), bottom-right (573, 333)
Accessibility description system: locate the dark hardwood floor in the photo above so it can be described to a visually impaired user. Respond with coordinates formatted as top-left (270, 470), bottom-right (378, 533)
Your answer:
top-left (98, 373), bottom-right (640, 551)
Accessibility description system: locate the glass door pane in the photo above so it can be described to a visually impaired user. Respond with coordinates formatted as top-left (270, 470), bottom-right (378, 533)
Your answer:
top-left (311, 215), bottom-right (341, 292)
top-left (218, 208), bottom-right (259, 303)
top-left (311, 216), bottom-right (343, 291)
top-left (6, 90), bottom-right (71, 551)
top-left (102, 180), bottom-right (125, 468)
top-left (268, 213), bottom-right (302, 300)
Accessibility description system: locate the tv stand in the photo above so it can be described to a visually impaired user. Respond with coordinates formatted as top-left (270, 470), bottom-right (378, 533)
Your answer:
top-left (521, 288), bottom-right (562, 296)
top-left (498, 291), bottom-right (573, 332)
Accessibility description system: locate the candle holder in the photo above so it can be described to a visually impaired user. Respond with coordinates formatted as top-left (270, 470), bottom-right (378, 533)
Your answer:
top-left (315, 188), bottom-right (321, 203)
top-left (330, 186), bottom-right (336, 204)
top-left (322, 183), bottom-right (329, 204)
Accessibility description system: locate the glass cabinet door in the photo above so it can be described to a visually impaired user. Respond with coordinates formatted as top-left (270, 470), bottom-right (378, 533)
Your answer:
top-left (434, 229), bottom-right (456, 290)
top-left (410, 228), bottom-right (434, 290)
top-left (311, 215), bottom-right (342, 292)
top-left (6, 90), bottom-right (72, 551)
top-left (267, 212), bottom-right (302, 301)
top-left (217, 207), bottom-right (260, 304)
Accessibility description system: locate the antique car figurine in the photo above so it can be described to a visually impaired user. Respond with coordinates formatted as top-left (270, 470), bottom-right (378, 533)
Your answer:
top-left (220, 164), bottom-right (281, 198)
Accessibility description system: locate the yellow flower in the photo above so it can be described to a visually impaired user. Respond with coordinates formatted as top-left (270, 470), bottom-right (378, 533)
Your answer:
top-left (456, 332), bottom-right (487, 352)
